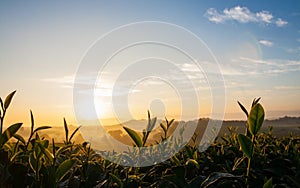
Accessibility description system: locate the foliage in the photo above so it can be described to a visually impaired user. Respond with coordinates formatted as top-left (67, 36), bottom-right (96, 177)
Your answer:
top-left (0, 91), bottom-right (299, 187)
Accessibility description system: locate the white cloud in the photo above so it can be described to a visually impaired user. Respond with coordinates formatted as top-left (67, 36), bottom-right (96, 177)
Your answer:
top-left (274, 86), bottom-right (300, 90)
top-left (275, 18), bottom-right (288, 27)
top-left (42, 75), bottom-right (75, 88)
top-left (220, 57), bottom-right (300, 77)
top-left (205, 8), bottom-right (225, 23)
top-left (205, 6), bottom-right (288, 27)
top-left (223, 6), bottom-right (257, 23)
top-left (259, 40), bottom-right (273, 47)
top-left (256, 11), bottom-right (273, 23)
top-left (181, 63), bottom-right (201, 72)
top-left (233, 57), bottom-right (300, 75)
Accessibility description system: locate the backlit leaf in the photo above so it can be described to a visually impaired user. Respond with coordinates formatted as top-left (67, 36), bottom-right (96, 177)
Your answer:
top-left (248, 103), bottom-right (265, 135)
top-left (237, 101), bottom-right (248, 117)
top-left (37, 141), bottom-right (54, 162)
top-left (0, 97), bottom-right (3, 110)
top-left (63, 118), bottom-right (68, 142)
top-left (252, 97), bottom-right (261, 107)
top-left (4, 90), bottom-right (16, 109)
top-left (69, 126), bottom-right (81, 143)
top-left (237, 134), bottom-right (253, 158)
top-left (30, 110), bottom-right (34, 133)
top-left (34, 126), bottom-right (52, 133)
top-left (185, 159), bottom-right (200, 168)
top-left (123, 126), bottom-right (142, 147)
top-left (13, 134), bottom-right (26, 145)
top-left (167, 119), bottom-right (175, 128)
top-left (55, 158), bottom-right (76, 182)
top-left (160, 123), bottom-right (167, 133)
top-left (0, 123), bottom-right (22, 147)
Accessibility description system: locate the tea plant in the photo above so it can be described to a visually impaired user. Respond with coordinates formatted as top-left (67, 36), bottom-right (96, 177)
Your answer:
top-left (237, 99), bottom-right (265, 184)
top-left (123, 110), bottom-right (157, 147)
top-left (0, 90), bottom-right (299, 187)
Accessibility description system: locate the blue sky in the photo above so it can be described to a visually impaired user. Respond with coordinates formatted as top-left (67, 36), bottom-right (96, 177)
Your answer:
top-left (0, 1), bottom-right (300, 126)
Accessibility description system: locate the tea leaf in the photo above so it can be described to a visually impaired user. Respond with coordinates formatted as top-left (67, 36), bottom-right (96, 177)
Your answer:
top-left (185, 159), bottom-right (200, 168)
top-left (63, 118), bottom-right (68, 142)
top-left (237, 101), bottom-right (248, 117)
top-left (109, 173), bottom-right (123, 188)
top-left (232, 156), bottom-right (246, 171)
top-left (55, 144), bottom-right (73, 156)
top-left (29, 153), bottom-right (37, 173)
top-left (248, 103), bottom-right (265, 135)
top-left (160, 123), bottom-right (167, 133)
top-left (0, 123), bottom-right (22, 147)
top-left (149, 117), bottom-right (157, 131)
top-left (123, 126), bottom-right (142, 147)
top-left (171, 155), bottom-right (182, 166)
top-left (237, 134), bottom-right (253, 158)
top-left (34, 126), bottom-right (52, 133)
top-left (69, 126), bottom-right (81, 143)
top-left (263, 177), bottom-right (273, 188)
top-left (201, 172), bottom-right (240, 188)
top-left (0, 97), bottom-right (3, 110)
top-left (13, 134), bottom-right (26, 145)
top-left (30, 110), bottom-right (34, 133)
top-left (55, 158), bottom-right (76, 183)
top-left (167, 119), bottom-right (175, 129)
top-left (252, 97), bottom-right (261, 107)
top-left (4, 90), bottom-right (16, 109)
top-left (37, 141), bottom-right (54, 162)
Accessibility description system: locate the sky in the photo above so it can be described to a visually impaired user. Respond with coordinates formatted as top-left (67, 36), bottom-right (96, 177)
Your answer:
top-left (1, 1), bottom-right (300, 127)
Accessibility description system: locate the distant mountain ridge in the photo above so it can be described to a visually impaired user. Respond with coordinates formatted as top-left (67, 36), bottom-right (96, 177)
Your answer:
top-left (14, 116), bottom-right (300, 145)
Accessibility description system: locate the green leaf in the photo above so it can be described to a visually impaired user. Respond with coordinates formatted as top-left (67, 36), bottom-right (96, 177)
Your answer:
top-left (69, 126), bottom-right (81, 142)
top-left (123, 126), bottom-right (142, 147)
top-left (201, 172), bottom-right (241, 188)
top-left (37, 141), bottom-right (54, 162)
top-left (232, 156), bottom-right (246, 171)
top-left (13, 134), bottom-right (26, 145)
top-left (55, 144), bottom-right (72, 157)
top-left (237, 101), bottom-right (248, 117)
top-left (237, 134), bottom-right (253, 158)
top-left (52, 138), bottom-right (55, 158)
top-left (248, 103), bottom-right (265, 135)
top-left (0, 123), bottom-right (22, 147)
top-left (263, 177), bottom-right (273, 188)
top-left (109, 173), bottom-right (123, 188)
top-left (30, 110), bottom-right (34, 133)
top-left (55, 158), bottom-right (76, 183)
top-left (146, 111), bottom-right (156, 131)
top-left (33, 126), bottom-right (52, 133)
top-left (0, 97), bottom-right (3, 110)
top-left (29, 153), bottom-right (37, 173)
top-left (149, 117), bottom-right (157, 131)
top-left (185, 159), bottom-right (200, 168)
top-left (10, 151), bottom-right (22, 162)
top-left (185, 146), bottom-right (194, 159)
top-left (63, 118), bottom-right (69, 142)
top-left (167, 119), bottom-right (175, 129)
top-left (171, 155), bottom-right (182, 166)
top-left (160, 123), bottom-right (167, 133)
top-left (252, 97), bottom-right (261, 107)
top-left (4, 90), bottom-right (16, 109)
